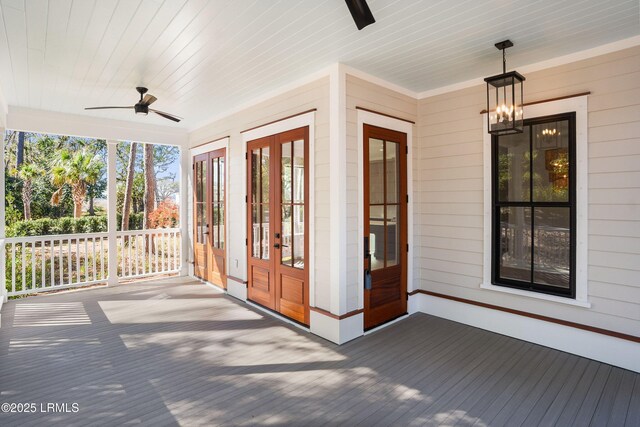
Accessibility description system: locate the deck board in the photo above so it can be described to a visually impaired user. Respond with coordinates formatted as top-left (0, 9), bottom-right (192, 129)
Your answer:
top-left (0, 277), bottom-right (638, 426)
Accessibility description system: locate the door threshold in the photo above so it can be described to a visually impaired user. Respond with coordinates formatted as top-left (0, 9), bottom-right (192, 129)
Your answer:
top-left (246, 300), bottom-right (310, 333)
top-left (364, 313), bottom-right (410, 335)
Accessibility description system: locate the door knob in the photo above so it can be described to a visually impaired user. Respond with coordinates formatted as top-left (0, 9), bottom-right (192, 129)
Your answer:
top-left (274, 243), bottom-right (280, 249)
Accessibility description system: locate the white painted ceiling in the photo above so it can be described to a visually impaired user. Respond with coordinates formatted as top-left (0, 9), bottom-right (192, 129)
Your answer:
top-left (0, 0), bottom-right (638, 130)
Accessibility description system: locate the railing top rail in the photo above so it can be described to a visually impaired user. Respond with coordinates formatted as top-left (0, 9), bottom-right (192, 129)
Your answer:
top-left (4, 232), bottom-right (110, 244)
top-left (116, 228), bottom-right (181, 237)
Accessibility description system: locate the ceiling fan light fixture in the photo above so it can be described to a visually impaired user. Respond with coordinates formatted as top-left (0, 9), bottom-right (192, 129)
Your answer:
top-left (345, 0), bottom-right (375, 30)
top-left (134, 103), bottom-right (148, 115)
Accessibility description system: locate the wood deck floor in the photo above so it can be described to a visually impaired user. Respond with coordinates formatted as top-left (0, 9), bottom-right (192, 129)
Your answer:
top-left (0, 277), bottom-right (638, 426)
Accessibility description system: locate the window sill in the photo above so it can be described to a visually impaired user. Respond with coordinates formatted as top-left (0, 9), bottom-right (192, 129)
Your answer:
top-left (480, 282), bottom-right (591, 308)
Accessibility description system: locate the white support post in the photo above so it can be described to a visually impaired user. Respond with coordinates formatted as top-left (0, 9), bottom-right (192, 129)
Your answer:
top-left (179, 145), bottom-right (190, 276)
top-left (0, 125), bottom-right (6, 304)
top-left (107, 140), bottom-right (118, 286)
top-left (329, 64), bottom-right (347, 315)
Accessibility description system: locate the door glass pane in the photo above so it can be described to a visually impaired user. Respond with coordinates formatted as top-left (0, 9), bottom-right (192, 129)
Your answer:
top-left (293, 205), bottom-right (304, 269)
top-left (532, 120), bottom-right (569, 202)
top-left (281, 205), bottom-right (292, 266)
top-left (534, 207), bottom-right (570, 288)
top-left (369, 205), bottom-right (384, 271)
top-left (293, 140), bottom-right (304, 203)
top-left (386, 141), bottom-right (399, 204)
top-left (251, 151), bottom-right (259, 203)
top-left (369, 138), bottom-right (384, 204)
top-left (497, 127), bottom-right (530, 202)
top-left (282, 142), bottom-right (292, 203)
top-left (212, 157), bottom-right (219, 203)
top-left (212, 204), bottom-right (219, 248)
top-left (386, 205), bottom-right (399, 267)
top-left (195, 162), bottom-right (202, 202)
top-left (219, 157), bottom-right (225, 202)
top-left (201, 161), bottom-right (207, 205)
top-left (219, 203), bottom-right (225, 250)
top-left (196, 203), bottom-right (204, 244)
top-left (261, 147), bottom-right (270, 203)
top-left (251, 204), bottom-right (260, 258)
top-left (499, 207), bottom-right (532, 282)
top-left (261, 204), bottom-right (270, 260)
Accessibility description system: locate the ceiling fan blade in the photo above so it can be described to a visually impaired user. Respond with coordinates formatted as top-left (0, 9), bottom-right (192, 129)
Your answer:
top-left (150, 109), bottom-right (182, 122)
top-left (85, 106), bottom-right (133, 110)
top-left (142, 94), bottom-right (157, 105)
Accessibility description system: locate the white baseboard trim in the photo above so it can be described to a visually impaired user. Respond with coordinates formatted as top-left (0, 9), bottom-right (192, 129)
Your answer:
top-left (227, 277), bottom-right (247, 301)
top-left (411, 292), bottom-right (640, 373)
top-left (310, 310), bottom-right (363, 344)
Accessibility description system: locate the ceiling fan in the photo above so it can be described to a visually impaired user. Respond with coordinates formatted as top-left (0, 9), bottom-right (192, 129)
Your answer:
top-left (84, 87), bottom-right (182, 122)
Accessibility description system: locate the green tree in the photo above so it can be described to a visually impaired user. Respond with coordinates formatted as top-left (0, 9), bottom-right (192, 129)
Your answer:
top-left (121, 142), bottom-right (138, 230)
top-left (16, 163), bottom-right (41, 220)
top-left (51, 149), bottom-right (102, 218)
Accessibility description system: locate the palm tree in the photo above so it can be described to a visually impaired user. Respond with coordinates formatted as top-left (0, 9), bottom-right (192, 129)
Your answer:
top-left (50, 149), bottom-right (102, 218)
top-left (17, 163), bottom-right (41, 220)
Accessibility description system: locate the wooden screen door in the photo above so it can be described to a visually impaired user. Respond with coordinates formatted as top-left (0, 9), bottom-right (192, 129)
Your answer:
top-left (363, 124), bottom-right (407, 330)
top-left (193, 148), bottom-right (226, 288)
top-left (247, 127), bottom-right (309, 325)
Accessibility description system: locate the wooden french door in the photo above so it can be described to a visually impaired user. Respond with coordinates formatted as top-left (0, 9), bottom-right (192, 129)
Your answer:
top-left (363, 124), bottom-right (407, 330)
top-left (247, 127), bottom-right (309, 325)
top-left (193, 148), bottom-right (226, 288)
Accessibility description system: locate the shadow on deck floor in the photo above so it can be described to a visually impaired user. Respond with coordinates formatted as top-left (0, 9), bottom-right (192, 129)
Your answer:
top-left (0, 277), bottom-right (638, 426)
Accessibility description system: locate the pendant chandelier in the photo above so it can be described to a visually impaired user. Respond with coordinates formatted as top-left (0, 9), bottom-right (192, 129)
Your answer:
top-left (485, 40), bottom-right (525, 135)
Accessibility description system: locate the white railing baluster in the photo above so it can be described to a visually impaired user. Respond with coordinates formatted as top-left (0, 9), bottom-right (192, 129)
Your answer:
top-left (31, 242), bottom-right (36, 290)
top-left (50, 239), bottom-right (55, 287)
top-left (148, 233), bottom-right (152, 274)
top-left (100, 237), bottom-right (105, 280)
top-left (92, 237), bottom-right (97, 282)
top-left (159, 232), bottom-right (164, 272)
top-left (76, 238), bottom-right (82, 283)
top-left (151, 235), bottom-right (159, 273)
top-left (59, 239), bottom-right (63, 286)
top-left (172, 231), bottom-right (176, 270)
top-left (135, 235), bottom-right (140, 276)
top-left (127, 235), bottom-right (132, 277)
top-left (169, 231), bottom-right (174, 270)
top-left (11, 243), bottom-right (16, 294)
top-left (120, 236), bottom-right (124, 277)
top-left (67, 239), bottom-right (72, 285)
top-left (84, 237), bottom-right (88, 282)
top-left (41, 240), bottom-right (46, 289)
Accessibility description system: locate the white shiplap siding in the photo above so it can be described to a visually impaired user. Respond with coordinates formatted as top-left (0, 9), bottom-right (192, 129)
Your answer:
top-left (416, 45), bottom-right (640, 336)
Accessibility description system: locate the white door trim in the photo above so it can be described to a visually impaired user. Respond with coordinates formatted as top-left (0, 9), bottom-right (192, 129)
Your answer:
top-left (241, 111), bottom-right (316, 307)
top-left (357, 110), bottom-right (414, 312)
top-left (189, 137), bottom-right (230, 286)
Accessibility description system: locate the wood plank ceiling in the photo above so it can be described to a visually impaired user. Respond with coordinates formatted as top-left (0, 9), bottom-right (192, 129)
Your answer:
top-left (0, 0), bottom-right (638, 129)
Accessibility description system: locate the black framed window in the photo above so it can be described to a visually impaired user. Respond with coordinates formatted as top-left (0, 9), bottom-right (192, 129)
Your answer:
top-left (492, 112), bottom-right (576, 298)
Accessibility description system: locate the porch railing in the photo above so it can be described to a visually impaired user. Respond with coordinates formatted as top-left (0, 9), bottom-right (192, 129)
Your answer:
top-left (4, 228), bottom-right (181, 297)
top-left (117, 228), bottom-right (181, 279)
